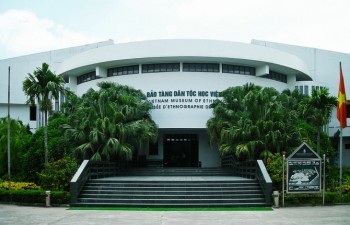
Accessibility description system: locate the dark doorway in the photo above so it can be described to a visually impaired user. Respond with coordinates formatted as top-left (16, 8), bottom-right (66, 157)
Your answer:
top-left (163, 134), bottom-right (198, 167)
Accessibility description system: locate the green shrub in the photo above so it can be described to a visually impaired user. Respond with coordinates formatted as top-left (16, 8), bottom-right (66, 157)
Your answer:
top-left (38, 157), bottom-right (78, 191)
top-left (0, 189), bottom-right (70, 205)
top-left (284, 192), bottom-right (350, 206)
top-left (266, 153), bottom-right (284, 190)
top-left (0, 181), bottom-right (40, 190)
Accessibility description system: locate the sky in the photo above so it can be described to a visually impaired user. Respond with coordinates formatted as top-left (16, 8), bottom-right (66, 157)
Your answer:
top-left (1, 0), bottom-right (350, 60)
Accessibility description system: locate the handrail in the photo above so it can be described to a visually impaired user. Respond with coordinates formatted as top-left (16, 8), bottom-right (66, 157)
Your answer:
top-left (221, 154), bottom-right (273, 205)
top-left (257, 160), bottom-right (273, 204)
top-left (70, 160), bottom-right (90, 204)
top-left (70, 160), bottom-right (123, 204)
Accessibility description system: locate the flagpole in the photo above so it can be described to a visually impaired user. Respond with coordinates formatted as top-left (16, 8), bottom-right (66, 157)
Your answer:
top-left (337, 61), bottom-right (347, 195)
top-left (7, 66), bottom-right (11, 191)
top-left (340, 127), bottom-right (343, 195)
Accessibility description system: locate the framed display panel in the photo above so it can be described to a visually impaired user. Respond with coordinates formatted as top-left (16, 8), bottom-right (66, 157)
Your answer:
top-left (286, 142), bottom-right (322, 193)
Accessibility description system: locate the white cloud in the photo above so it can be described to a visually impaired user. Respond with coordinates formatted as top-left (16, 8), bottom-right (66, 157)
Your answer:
top-left (113, 0), bottom-right (350, 53)
top-left (0, 9), bottom-right (98, 58)
top-left (2, 0), bottom-right (350, 59)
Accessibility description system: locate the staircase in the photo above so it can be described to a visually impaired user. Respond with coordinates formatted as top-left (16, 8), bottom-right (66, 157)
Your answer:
top-left (71, 168), bottom-right (270, 207)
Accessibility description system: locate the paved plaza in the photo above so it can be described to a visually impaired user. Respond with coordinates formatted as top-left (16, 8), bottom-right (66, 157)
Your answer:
top-left (0, 204), bottom-right (350, 225)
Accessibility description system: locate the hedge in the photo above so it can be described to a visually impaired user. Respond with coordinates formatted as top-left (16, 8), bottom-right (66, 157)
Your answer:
top-left (283, 192), bottom-right (350, 206)
top-left (0, 189), bottom-right (70, 205)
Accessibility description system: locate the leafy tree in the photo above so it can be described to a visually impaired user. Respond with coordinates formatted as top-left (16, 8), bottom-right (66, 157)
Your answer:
top-left (63, 82), bottom-right (158, 162)
top-left (207, 83), bottom-right (302, 161)
top-left (296, 120), bottom-right (336, 160)
top-left (22, 62), bottom-right (67, 166)
top-left (0, 118), bottom-right (31, 178)
top-left (298, 88), bottom-right (337, 154)
top-left (20, 117), bottom-right (71, 182)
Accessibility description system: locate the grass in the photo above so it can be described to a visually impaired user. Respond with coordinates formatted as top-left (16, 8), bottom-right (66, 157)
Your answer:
top-left (68, 207), bottom-right (273, 211)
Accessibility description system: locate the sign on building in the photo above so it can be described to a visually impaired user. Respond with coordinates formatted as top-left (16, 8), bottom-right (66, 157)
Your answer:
top-left (287, 142), bottom-right (321, 193)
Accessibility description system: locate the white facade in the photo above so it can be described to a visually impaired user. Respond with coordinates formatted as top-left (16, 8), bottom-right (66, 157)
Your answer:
top-left (1, 39), bottom-right (349, 167)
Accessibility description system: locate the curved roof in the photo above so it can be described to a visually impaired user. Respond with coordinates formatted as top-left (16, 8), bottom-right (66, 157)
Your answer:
top-left (57, 39), bottom-right (312, 80)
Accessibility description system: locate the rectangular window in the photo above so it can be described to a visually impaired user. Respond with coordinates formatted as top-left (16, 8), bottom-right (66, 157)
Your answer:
top-left (107, 65), bottom-right (139, 77)
top-left (183, 63), bottom-right (219, 73)
top-left (30, 106), bottom-right (36, 121)
top-left (154, 64), bottom-right (161, 72)
top-left (161, 64), bottom-right (167, 72)
top-left (142, 63), bottom-right (180, 73)
top-left (173, 63), bottom-right (180, 71)
top-left (134, 65), bottom-right (139, 74)
top-left (189, 64), bottom-right (195, 72)
top-left (222, 64), bottom-right (255, 75)
top-left (346, 103), bottom-right (350, 118)
top-left (304, 85), bottom-right (309, 96)
top-left (222, 64), bottom-right (228, 73)
top-left (116, 67), bottom-right (122, 75)
top-left (127, 66), bottom-right (134, 74)
top-left (77, 71), bottom-right (98, 84)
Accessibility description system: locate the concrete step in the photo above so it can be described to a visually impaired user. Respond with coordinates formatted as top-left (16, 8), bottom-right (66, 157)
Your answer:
top-left (73, 168), bottom-right (269, 208)
top-left (79, 193), bottom-right (265, 199)
top-left (80, 189), bottom-right (263, 195)
top-left (121, 167), bottom-right (234, 176)
top-left (71, 202), bottom-right (270, 208)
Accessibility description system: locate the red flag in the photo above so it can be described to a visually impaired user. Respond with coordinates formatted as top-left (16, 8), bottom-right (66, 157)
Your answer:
top-left (337, 62), bottom-right (347, 128)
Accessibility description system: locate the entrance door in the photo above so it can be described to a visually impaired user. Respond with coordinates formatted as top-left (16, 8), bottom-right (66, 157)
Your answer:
top-left (163, 134), bottom-right (198, 167)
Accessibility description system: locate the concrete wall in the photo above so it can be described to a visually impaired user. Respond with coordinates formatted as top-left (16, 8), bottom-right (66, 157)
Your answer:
top-left (0, 40), bottom-right (114, 129)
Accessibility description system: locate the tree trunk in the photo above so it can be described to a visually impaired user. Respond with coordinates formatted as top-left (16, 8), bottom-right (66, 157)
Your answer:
top-left (44, 110), bottom-right (48, 167)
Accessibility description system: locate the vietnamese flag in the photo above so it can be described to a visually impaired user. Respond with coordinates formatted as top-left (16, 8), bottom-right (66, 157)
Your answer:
top-left (337, 62), bottom-right (347, 128)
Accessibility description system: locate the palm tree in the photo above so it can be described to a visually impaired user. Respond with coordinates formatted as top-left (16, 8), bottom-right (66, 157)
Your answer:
top-left (299, 88), bottom-right (337, 154)
top-left (207, 83), bottom-right (302, 161)
top-left (63, 82), bottom-right (158, 161)
top-left (22, 62), bottom-right (66, 166)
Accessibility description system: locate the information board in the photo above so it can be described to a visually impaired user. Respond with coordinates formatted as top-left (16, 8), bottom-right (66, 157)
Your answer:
top-left (286, 142), bottom-right (321, 193)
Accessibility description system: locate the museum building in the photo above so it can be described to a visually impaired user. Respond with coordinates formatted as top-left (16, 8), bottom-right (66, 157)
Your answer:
top-left (1, 39), bottom-right (349, 167)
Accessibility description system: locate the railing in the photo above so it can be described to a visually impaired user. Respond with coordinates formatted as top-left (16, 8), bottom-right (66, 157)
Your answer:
top-left (221, 153), bottom-right (236, 168)
top-left (70, 160), bottom-right (123, 204)
top-left (256, 160), bottom-right (272, 204)
top-left (221, 154), bottom-right (272, 204)
top-left (70, 160), bottom-right (90, 204)
top-left (235, 161), bottom-right (257, 178)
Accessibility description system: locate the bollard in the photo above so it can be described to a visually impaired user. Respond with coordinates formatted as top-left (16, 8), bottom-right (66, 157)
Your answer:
top-left (273, 191), bottom-right (279, 208)
top-left (45, 191), bottom-right (51, 207)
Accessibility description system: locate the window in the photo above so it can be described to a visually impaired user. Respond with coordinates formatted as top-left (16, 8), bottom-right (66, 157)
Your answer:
top-left (77, 71), bottom-right (99, 84)
top-left (63, 76), bottom-right (69, 83)
top-left (262, 71), bottom-right (287, 83)
top-left (30, 106), bottom-right (36, 121)
top-left (222, 64), bottom-right (255, 75)
top-left (346, 102), bottom-right (350, 118)
top-left (304, 85), bottom-right (309, 96)
top-left (108, 65), bottom-right (139, 77)
top-left (142, 63), bottom-right (180, 73)
top-left (183, 63), bottom-right (219, 72)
